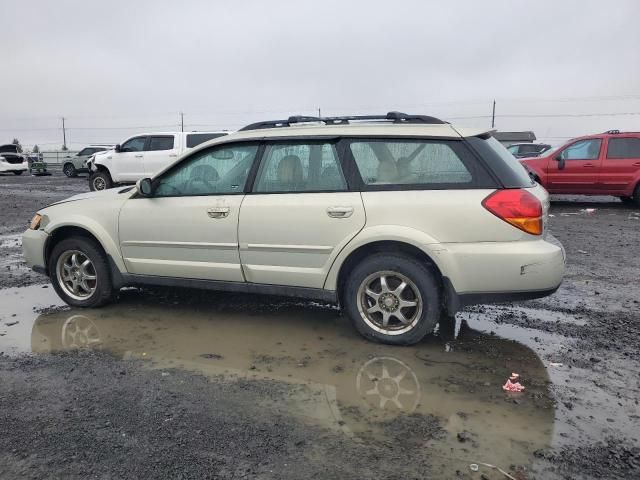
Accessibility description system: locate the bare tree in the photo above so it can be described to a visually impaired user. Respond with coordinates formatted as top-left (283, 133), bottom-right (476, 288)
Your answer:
top-left (12, 138), bottom-right (23, 153)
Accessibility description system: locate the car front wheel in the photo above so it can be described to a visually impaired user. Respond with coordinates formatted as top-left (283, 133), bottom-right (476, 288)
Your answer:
top-left (343, 253), bottom-right (440, 345)
top-left (13, 171), bottom-right (24, 175)
top-left (89, 171), bottom-right (112, 191)
top-left (63, 163), bottom-right (77, 177)
top-left (48, 237), bottom-right (114, 307)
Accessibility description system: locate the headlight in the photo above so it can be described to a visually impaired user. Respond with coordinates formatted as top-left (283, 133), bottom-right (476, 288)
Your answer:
top-left (29, 214), bottom-right (42, 230)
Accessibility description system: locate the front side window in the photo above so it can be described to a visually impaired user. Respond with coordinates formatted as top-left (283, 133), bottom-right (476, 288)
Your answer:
top-left (558, 139), bottom-right (602, 160)
top-left (153, 144), bottom-right (258, 197)
top-left (121, 137), bottom-right (147, 153)
top-left (350, 140), bottom-right (473, 186)
top-left (78, 148), bottom-right (94, 156)
top-left (607, 137), bottom-right (640, 159)
top-left (146, 136), bottom-right (175, 151)
top-left (253, 142), bottom-right (347, 193)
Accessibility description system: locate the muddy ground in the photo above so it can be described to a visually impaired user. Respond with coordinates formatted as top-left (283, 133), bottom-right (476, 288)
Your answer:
top-left (0, 171), bottom-right (639, 479)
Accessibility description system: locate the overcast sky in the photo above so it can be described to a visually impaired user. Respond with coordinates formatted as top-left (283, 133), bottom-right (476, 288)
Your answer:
top-left (2, 0), bottom-right (640, 149)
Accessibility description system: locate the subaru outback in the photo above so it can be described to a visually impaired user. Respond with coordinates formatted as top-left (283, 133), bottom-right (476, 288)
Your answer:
top-left (22, 112), bottom-right (565, 345)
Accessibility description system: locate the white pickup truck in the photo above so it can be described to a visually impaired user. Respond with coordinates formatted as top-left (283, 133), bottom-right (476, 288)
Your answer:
top-left (87, 131), bottom-right (227, 190)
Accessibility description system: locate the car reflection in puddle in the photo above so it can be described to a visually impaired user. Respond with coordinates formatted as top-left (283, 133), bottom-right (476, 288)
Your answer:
top-left (31, 292), bottom-right (554, 475)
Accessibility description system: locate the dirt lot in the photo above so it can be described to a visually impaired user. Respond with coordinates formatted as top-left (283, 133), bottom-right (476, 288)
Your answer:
top-left (1, 171), bottom-right (639, 479)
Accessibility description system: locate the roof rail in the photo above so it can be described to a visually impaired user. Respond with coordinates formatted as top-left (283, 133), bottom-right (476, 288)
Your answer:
top-left (239, 111), bottom-right (446, 131)
top-left (604, 129), bottom-right (620, 134)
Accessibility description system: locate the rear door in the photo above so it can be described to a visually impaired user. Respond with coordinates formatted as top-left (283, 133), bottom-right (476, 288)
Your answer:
top-left (238, 140), bottom-right (365, 288)
top-left (601, 136), bottom-right (640, 194)
top-left (545, 138), bottom-right (603, 193)
top-left (143, 135), bottom-right (179, 176)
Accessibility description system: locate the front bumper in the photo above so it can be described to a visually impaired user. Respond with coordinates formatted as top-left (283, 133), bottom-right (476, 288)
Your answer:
top-left (0, 162), bottom-right (28, 172)
top-left (22, 228), bottom-right (49, 274)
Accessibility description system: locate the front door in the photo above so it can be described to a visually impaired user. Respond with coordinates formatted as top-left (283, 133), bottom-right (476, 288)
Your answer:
top-left (114, 136), bottom-right (147, 182)
top-left (546, 138), bottom-right (602, 193)
top-left (238, 140), bottom-right (365, 289)
top-left (119, 142), bottom-right (259, 281)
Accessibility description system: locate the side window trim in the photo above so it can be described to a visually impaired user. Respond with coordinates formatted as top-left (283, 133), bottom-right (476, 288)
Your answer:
top-left (247, 138), bottom-right (349, 194)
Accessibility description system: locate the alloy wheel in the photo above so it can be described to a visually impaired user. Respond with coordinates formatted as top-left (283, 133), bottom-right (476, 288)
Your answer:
top-left (56, 250), bottom-right (98, 301)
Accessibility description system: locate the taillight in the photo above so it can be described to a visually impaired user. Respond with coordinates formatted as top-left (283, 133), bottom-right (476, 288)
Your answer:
top-left (482, 189), bottom-right (543, 235)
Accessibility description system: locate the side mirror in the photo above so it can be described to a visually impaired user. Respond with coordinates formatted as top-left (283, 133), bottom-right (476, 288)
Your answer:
top-left (136, 178), bottom-right (153, 197)
top-left (555, 156), bottom-right (566, 170)
top-left (114, 144), bottom-right (121, 153)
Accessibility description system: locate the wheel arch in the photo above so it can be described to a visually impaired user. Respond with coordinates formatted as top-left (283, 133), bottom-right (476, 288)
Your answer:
top-left (44, 223), bottom-right (125, 288)
top-left (330, 238), bottom-right (447, 308)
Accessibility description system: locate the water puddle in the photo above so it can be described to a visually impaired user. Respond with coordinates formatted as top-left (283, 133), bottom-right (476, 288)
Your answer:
top-left (0, 285), bottom-right (560, 476)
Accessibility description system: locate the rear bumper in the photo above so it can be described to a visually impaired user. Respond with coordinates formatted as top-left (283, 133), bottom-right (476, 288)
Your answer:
top-left (22, 228), bottom-right (49, 274)
top-left (437, 234), bottom-right (565, 314)
top-left (0, 162), bottom-right (28, 172)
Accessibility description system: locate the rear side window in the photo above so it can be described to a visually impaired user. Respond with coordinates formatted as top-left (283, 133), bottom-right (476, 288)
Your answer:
top-left (146, 136), bottom-right (175, 151)
top-left (348, 139), bottom-right (493, 189)
top-left (253, 142), bottom-right (347, 193)
top-left (607, 138), bottom-right (640, 159)
top-left (186, 133), bottom-right (226, 148)
top-left (465, 136), bottom-right (533, 188)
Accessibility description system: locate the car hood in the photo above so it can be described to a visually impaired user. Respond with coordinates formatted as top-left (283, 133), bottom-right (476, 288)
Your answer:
top-left (46, 186), bottom-right (134, 207)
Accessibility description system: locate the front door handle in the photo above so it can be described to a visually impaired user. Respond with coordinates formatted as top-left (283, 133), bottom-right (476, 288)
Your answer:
top-left (134, 154), bottom-right (143, 158)
top-left (633, 162), bottom-right (640, 167)
top-left (207, 207), bottom-right (230, 219)
top-left (327, 206), bottom-right (354, 218)
top-left (582, 163), bottom-right (595, 168)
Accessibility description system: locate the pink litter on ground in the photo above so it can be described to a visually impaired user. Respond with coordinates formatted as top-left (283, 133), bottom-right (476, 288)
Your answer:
top-left (502, 373), bottom-right (525, 392)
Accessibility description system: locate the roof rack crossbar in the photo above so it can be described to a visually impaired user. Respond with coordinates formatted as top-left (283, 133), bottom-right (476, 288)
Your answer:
top-left (239, 111), bottom-right (446, 131)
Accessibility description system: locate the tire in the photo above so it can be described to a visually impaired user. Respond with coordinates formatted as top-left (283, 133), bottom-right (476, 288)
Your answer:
top-left (13, 171), bottom-right (23, 175)
top-left (343, 253), bottom-right (441, 345)
top-left (63, 163), bottom-right (77, 178)
top-left (48, 236), bottom-right (114, 308)
top-left (89, 170), bottom-right (112, 191)
top-left (633, 184), bottom-right (640, 207)
top-left (619, 196), bottom-right (633, 204)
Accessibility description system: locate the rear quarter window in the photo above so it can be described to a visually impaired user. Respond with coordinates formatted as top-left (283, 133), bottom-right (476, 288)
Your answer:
top-left (465, 136), bottom-right (534, 188)
top-left (347, 138), bottom-right (496, 190)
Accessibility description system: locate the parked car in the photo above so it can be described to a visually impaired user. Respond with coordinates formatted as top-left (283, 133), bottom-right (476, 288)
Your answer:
top-left (62, 145), bottom-right (114, 178)
top-left (519, 130), bottom-right (640, 205)
top-left (507, 143), bottom-right (551, 159)
top-left (23, 112), bottom-right (565, 345)
top-left (87, 131), bottom-right (228, 191)
top-left (28, 152), bottom-right (49, 175)
top-left (0, 143), bottom-right (28, 175)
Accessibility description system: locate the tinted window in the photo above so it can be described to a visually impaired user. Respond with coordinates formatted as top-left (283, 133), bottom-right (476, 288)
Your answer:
top-left (465, 136), bottom-right (533, 188)
top-left (186, 133), bottom-right (227, 148)
top-left (254, 142), bottom-right (347, 193)
top-left (607, 137), bottom-right (640, 159)
top-left (0, 144), bottom-right (19, 153)
top-left (78, 148), bottom-right (95, 156)
top-left (350, 140), bottom-right (472, 186)
top-left (146, 136), bottom-right (175, 151)
top-left (121, 137), bottom-right (147, 152)
top-left (154, 144), bottom-right (258, 197)
top-left (559, 139), bottom-right (601, 160)
top-left (519, 144), bottom-right (541, 153)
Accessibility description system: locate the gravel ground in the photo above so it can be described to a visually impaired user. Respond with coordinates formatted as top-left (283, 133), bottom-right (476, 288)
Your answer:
top-left (1, 171), bottom-right (639, 479)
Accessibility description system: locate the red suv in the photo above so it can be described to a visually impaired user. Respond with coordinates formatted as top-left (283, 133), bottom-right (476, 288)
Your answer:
top-left (519, 130), bottom-right (640, 205)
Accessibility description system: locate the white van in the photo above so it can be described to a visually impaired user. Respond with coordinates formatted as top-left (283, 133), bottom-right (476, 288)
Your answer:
top-left (87, 131), bottom-right (227, 190)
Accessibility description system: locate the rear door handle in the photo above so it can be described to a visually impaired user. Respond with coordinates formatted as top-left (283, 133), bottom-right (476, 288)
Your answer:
top-left (327, 206), bottom-right (354, 218)
top-left (633, 162), bottom-right (640, 167)
top-left (134, 154), bottom-right (143, 158)
top-left (207, 207), bottom-right (230, 219)
top-left (169, 154), bottom-right (178, 158)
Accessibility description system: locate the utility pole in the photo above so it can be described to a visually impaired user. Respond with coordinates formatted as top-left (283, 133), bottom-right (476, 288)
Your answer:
top-left (62, 117), bottom-right (67, 149)
top-left (491, 100), bottom-right (496, 129)
top-left (180, 112), bottom-right (184, 132)
top-left (318, 107), bottom-right (321, 118)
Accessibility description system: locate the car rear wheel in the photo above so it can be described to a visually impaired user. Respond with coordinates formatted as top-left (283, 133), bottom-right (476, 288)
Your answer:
top-left (343, 253), bottom-right (440, 345)
top-left (13, 171), bottom-right (23, 175)
top-left (633, 184), bottom-right (640, 207)
top-left (63, 163), bottom-right (77, 177)
top-left (48, 237), bottom-right (114, 307)
top-left (89, 171), bottom-right (112, 191)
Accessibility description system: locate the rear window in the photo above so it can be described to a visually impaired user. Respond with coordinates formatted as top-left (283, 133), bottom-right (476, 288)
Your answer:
top-left (186, 133), bottom-right (227, 148)
top-left (465, 136), bottom-right (534, 188)
top-left (146, 136), bottom-right (175, 151)
top-left (607, 137), bottom-right (640, 159)
top-left (348, 139), bottom-right (495, 190)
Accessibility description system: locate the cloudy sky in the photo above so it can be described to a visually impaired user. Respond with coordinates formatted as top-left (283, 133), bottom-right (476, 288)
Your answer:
top-left (2, 0), bottom-right (640, 149)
